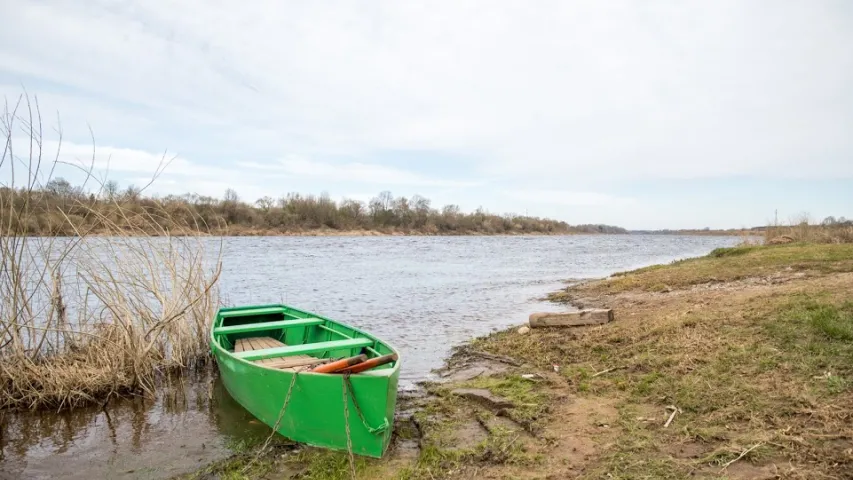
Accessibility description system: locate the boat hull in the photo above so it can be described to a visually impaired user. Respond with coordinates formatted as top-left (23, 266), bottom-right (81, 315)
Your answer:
top-left (210, 306), bottom-right (400, 458)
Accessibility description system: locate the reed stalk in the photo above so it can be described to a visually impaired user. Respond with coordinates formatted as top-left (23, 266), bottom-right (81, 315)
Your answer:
top-left (764, 213), bottom-right (853, 244)
top-left (0, 93), bottom-right (222, 410)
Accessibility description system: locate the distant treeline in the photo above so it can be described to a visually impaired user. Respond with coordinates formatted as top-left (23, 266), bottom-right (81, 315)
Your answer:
top-left (631, 216), bottom-right (853, 244)
top-left (0, 178), bottom-right (627, 236)
top-left (632, 216), bottom-right (852, 235)
top-left (629, 228), bottom-right (760, 236)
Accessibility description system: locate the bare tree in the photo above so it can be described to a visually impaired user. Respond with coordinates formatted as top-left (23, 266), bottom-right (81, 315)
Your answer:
top-left (223, 188), bottom-right (240, 204)
top-left (255, 196), bottom-right (275, 212)
top-left (103, 180), bottom-right (120, 200)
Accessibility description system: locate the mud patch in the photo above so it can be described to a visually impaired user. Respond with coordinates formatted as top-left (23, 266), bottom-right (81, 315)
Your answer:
top-left (436, 360), bottom-right (510, 383)
top-left (544, 396), bottom-right (619, 470)
top-left (714, 459), bottom-right (787, 480)
top-left (663, 441), bottom-right (709, 459)
top-left (451, 388), bottom-right (514, 412)
top-left (450, 420), bottom-right (489, 451)
top-left (387, 437), bottom-right (420, 466)
top-left (478, 415), bottom-right (530, 438)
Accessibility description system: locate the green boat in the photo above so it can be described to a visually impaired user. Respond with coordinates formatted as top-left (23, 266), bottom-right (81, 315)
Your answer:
top-left (210, 304), bottom-right (400, 458)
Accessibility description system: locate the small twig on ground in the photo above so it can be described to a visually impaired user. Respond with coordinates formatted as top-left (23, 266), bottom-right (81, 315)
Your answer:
top-left (468, 350), bottom-right (523, 366)
top-left (592, 366), bottom-right (626, 378)
top-left (803, 433), bottom-right (853, 439)
top-left (664, 405), bottom-right (680, 428)
top-left (719, 442), bottom-right (765, 472)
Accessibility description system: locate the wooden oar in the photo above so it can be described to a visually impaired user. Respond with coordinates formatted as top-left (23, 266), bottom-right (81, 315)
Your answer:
top-left (310, 354), bottom-right (367, 373)
top-left (336, 353), bottom-right (398, 374)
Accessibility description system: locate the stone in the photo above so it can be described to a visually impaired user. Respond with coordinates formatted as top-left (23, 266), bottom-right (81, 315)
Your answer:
top-left (451, 388), bottom-right (514, 410)
top-left (517, 326), bottom-right (531, 335)
top-left (528, 309), bottom-right (614, 328)
top-left (521, 373), bottom-right (545, 382)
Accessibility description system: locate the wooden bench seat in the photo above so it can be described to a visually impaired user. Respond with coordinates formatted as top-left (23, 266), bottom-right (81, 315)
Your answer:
top-left (234, 337), bottom-right (329, 371)
top-left (219, 306), bottom-right (286, 318)
top-left (214, 318), bottom-right (323, 335)
top-left (234, 337), bottom-right (374, 362)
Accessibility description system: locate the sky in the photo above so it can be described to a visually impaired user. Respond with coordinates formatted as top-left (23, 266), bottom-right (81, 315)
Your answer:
top-left (1, 1), bottom-right (851, 229)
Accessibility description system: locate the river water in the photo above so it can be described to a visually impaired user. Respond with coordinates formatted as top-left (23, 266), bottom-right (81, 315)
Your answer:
top-left (0, 234), bottom-right (743, 479)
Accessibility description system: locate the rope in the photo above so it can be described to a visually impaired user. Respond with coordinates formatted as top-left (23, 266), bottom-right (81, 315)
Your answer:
top-left (342, 375), bottom-right (356, 480)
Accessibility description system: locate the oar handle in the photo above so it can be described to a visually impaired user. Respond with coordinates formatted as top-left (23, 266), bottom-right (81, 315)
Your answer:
top-left (337, 353), bottom-right (398, 374)
top-left (309, 354), bottom-right (367, 373)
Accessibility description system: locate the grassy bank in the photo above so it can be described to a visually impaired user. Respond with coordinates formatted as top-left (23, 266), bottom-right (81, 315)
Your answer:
top-left (185, 242), bottom-right (852, 479)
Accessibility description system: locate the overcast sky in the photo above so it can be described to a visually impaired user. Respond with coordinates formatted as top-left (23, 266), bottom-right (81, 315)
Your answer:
top-left (1, 1), bottom-right (851, 229)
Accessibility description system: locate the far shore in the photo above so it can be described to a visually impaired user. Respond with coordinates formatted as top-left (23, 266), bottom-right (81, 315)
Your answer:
top-left (33, 228), bottom-right (754, 238)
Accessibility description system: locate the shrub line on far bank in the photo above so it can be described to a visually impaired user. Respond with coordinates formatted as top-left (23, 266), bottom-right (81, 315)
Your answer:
top-left (2, 180), bottom-right (627, 236)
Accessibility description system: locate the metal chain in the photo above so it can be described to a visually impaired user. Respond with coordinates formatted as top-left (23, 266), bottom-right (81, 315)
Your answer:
top-left (343, 374), bottom-right (389, 434)
top-left (342, 374), bottom-right (356, 480)
top-left (244, 371), bottom-right (299, 472)
top-left (263, 370), bottom-right (299, 450)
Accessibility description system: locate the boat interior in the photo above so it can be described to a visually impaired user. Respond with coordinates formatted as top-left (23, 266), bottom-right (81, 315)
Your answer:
top-left (213, 305), bottom-right (397, 373)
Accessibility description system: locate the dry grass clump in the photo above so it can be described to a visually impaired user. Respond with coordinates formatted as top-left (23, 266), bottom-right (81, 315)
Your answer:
top-left (764, 216), bottom-right (853, 244)
top-left (1, 94), bottom-right (221, 410)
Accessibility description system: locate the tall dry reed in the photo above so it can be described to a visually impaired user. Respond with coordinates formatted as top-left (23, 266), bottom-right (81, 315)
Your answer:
top-left (764, 214), bottom-right (853, 245)
top-left (1, 94), bottom-right (222, 410)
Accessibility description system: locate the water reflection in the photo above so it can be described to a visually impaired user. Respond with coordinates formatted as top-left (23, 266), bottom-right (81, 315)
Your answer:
top-left (0, 369), bottom-right (270, 480)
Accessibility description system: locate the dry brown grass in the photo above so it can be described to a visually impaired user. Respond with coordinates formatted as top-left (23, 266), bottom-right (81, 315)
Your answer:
top-left (551, 243), bottom-right (853, 298)
top-left (765, 221), bottom-right (853, 244)
top-left (1, 94), bottom-right (221, 410)
top-left (476, 245), bottom-right (853, 478)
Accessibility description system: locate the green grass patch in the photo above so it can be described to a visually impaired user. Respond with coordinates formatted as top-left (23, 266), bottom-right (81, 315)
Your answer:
top-left (396, 444), bottom-right (466, 480)
top-left (803, 301), bottom-right (853, 341)
top-left (765, 295), bottom-right (853, 394)
top-left (283, 449), bottom-right (376, 480)
top-left (707, 245), bottom-right (764, 258)
top-left (475, 424), bottom-right (539, 466)
top-left (176, 445), bottom-right (290, 480)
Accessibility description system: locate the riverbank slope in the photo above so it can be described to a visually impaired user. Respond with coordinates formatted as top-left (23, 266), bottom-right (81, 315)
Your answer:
top-left (182, 242), bottom-right (853, 479)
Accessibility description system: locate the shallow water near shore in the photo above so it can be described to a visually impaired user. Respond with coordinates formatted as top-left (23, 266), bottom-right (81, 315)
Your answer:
top-left (0, 234), bottom-right (743, 479)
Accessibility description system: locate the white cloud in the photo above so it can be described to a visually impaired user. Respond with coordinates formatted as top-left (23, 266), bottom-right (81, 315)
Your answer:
top-left (1, 137), bottom-right (267, 198)
top-left (239, 156), bottom-right (479, 188)
top-left (9, 139), bottom-right (232, 179)
top-left (507, 190), bottom-right (636, 207)
top-left (4, 137), bottom-right (463, 200)
top-left (1, 1), bottom-right (851, 227)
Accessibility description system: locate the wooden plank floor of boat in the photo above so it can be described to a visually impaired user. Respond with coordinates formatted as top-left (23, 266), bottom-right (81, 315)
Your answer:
top-left (234, 337), bottom-right (328, 371)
